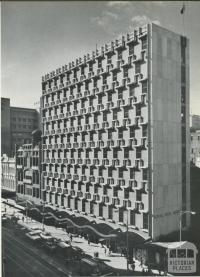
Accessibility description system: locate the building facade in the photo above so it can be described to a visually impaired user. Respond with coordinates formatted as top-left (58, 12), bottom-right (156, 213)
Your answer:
top-left (1, 97), bottom-right (40, 156)
top-left (41, 23), bottom-right (190, 240)
top-left (1, 154), bottom-right (16, 193)
top-left (16, 142), bottom-right (42, 204)
top-left (191, 130), bottom-right (200, 167)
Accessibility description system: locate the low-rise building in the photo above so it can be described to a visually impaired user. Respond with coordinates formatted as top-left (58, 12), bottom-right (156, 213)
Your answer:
top-left (16, 131), bottom-right (42, 204)
top-left (1, 154), bottom-right (16, 193)
top-left (190, 114), bottom-right (200, 130)
top-left (191, 130), bottom-right (200, 167)
top-left (1, 97), bottom-right (40, 156)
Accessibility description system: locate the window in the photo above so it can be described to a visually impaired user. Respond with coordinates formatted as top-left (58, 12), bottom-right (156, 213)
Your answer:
top-left (89, 98), bottom-right (93, 106)
top-left (130, 168), bottom-right (135, 179)
top-left (113, 72), bottom-right (117, 82)
top-left (78, 149), bottom-right (81, 158)
top-left (136, 190), bottom-right (142, 201)
top-left (108, 93), bottom-right (112, 102)
top-left (130, 126), bottom-right (135, 138)
top-left (70, 118), bottom-right (74, 127)
top-left (113, 110), bottom-right (117, 120)
top-left (81, 100), bottom-right (85, 108)
top-left (89, 63), bottom-right (93, 72)
top-left (124, 107), bottom-right (129, 118)
top-left (74, 102), bottom-right (77, 110)
top-left (98, 132), bottom-right (102, 140)
top-left (187, 249), bottom-right (194, 258)
top-left (98, 60), bottom-right (102, 68)
top-left (98, 95), bottom-right (103, 104)
top-left (94, 114), bottom-right (98, 123)
top-left (103, 149), bottom-right (107, 159)
top-left (85, 82), bottom-right (89, 90)
top-left (107, 55), bottom-right (112, 64)
top-left (78, 117), bottom-right (81, 126)
top-left (135, 63), bottom-right (140, 74)
top-left (143, 213), bottom-right (148, 229)
top-left (81, 67), bottom-right (84, 75)
top-left (108, 167), bottom-right (112, 177)
top-left (142, 37), bottom-right (147, 50)
top-left (86, 149), bottom-right (90, 158)
top-left (103, 76), bottom-right (107, 85)
top-left (142, 81), bottom-right (148, 94)
top-left (108, 130), bottom-right (112, 140)
top-left (124, 148), bottom-right (129, 159)
top-left (113, 149), bottom-right (118, 159)
top-left (90, 167), bottom-right (94, 175)
top-left (90, 132), bottom-right (93, 141)
top-left (99, 167), bottom-right (103, 176)
top-left (129, 45), bottom-right (134, 55)
top-left (136, 106), bottom-right (141, 116)
top-left (103, 112), bottom-right (107, 122)
top-left (130, 87), bottom-right (134, 97)
top-left (136, 148), bottom-right (141, 159)
top-left (119, 168), bottom-right (123, 178)
top-left (118, 129), bottom-right (123, 139)
top-left (118, 50), bottom-right (122, 60)
top-left (94, 79), bottom-right (97, 88)
top-left (94, 149), bottom-right (98, 159)
top-left (118, 90), bottom-right (123, 99)
top-left (82, 133), bottom-right (86, 142)
top-left (85, 115), bottom-right (89, 124)
top-left (177, 249), bottom-right (186, 258)
top-left (124, 68), bottom-right (128, 78)
top-left (170, 250), bottom-right (176, 258)
top-left (74, 134), bottom-right (78, 142)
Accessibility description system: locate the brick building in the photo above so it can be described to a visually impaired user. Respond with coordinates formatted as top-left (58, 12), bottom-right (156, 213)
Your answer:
top-left (1, 97), bottom-right (40, 156)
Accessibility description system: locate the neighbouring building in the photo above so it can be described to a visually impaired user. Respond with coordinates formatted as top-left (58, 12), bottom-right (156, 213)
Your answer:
top-left (40, 23), bottom-right (190, 240)
top-left (1, 154), bottom-right (16, 193)
top-left (1, 98), bottom-right (11, 156)
top-left (191, 130), bottom-right (200, 167)
top-left (190, 114), bottom-right (200, 130)
top-left (16, 130), bottom-right (42, 204)
top-left (1, 97), bottom-right (40, 156)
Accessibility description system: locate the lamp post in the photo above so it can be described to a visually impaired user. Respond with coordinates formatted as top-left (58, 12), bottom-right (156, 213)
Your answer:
top-left (179, 210), bottom-right (196, 241)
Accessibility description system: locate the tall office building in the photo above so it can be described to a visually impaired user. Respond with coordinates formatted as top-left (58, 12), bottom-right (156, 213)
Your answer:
top-left (1, 97), bottom-right (40, 156)
top-left (41, 24), bottom-right (190, 240)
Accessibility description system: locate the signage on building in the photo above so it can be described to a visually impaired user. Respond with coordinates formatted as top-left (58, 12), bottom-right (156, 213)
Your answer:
top-left (167, 242), bottom-right (198, 274)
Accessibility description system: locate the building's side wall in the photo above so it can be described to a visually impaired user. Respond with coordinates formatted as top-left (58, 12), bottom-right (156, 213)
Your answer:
top-left (150, 24), bottom-right (190, 239)
top-left (1, 98), bottom-right (11, 156)
top-left (10, 107), bottom-right (39, 155)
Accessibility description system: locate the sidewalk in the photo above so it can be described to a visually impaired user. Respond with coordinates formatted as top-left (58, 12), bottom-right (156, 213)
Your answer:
top-left (2, 201), bottom-right (166, 276)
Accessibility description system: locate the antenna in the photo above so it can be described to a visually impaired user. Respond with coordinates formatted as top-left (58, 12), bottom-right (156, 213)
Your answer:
top-left (180, 1), bottom-right (186, 36)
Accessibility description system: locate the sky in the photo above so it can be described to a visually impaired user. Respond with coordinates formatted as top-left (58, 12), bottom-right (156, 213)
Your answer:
top-left (1, 1), bottom-right (200, 114)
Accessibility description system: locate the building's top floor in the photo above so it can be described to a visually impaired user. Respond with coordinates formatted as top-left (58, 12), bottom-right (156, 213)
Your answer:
top-left (1, 154), bottom-right (15, 164)
top-left (42, 25), bottom-right (148, 83)
top-left (17, 143), bottom-right (40, 156)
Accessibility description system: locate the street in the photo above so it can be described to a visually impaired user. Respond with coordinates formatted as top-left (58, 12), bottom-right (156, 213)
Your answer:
top-left (2, 225), bottom-right (68, 277)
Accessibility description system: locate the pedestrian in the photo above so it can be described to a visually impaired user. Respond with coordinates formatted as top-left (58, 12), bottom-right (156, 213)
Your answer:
top-left (131, 262), bottom-right (135, 271)
top-left (70, 234), bottom-right (73, 242)
top-left (140, 257), bottom-right (143, 268)
top-left (22, 216), bottom-right (24, 222)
